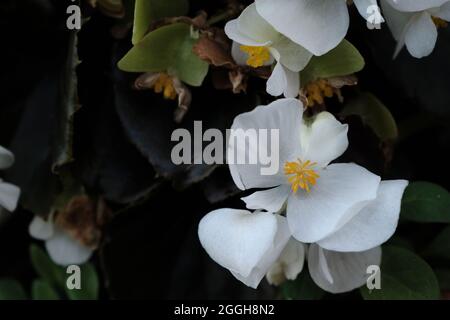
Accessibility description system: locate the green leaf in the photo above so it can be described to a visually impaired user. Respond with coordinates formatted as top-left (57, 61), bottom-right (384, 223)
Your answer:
top-left (132, 0), bottom-right (189, 44)
top-left (281, 271), bottom-right (325, 300)
top-left (361, 246), bottom-right (439, 300)
top-left (32, 279), bottom-right (60, 300)
top-left (0, 278), bottom-right (28, 300)
top-left (65, 263), bottom-right (99, 300)
top-left (119, 22), bottom-right (209, 86)
top-left (401, 182), bottom-right (450, 223)
top-left (29, 244), bottom-right (65, 287)
top-left (341, 92), bottom-right (398, 141)
top-left (424, 225), bottom-right (450, 262)
top-left (301, 40), bottom-right (365, 85)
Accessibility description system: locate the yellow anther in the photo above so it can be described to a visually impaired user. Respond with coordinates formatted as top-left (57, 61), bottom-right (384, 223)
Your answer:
top-left (152, 74), bottom-right (177, 100)
top-left (240, 45), bottom-right (271, 68)
top-left (432, 16), bottom-right (448, 28)
top-left (284, 159), bottom-right (320, 193)
top-left (305, 79), bottom-right (336, 108)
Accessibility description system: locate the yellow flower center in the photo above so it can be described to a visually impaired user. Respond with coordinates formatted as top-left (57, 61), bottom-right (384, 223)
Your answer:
top-left (152, 74), bottom-right (177, 100)
top-left (432, 16), bottom-right (448, 28)
top-left (284, 159), bottom-right (320, 193)
top-left (305, 79), bottom-right (335, 107)
top-left (240, 45), bottom-right (271, 68)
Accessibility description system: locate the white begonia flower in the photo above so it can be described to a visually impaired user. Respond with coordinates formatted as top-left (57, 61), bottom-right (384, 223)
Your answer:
top-left (29, 214), bottom-right (93, 266)
top-left (255, 0), bottom-right (383, 56)
top-left (198, 209), bottom-right (291, 289)
top-left (228, 98), bottom-right (408, 249)
top-left (225, 3), bottom-right (313, 98)
top-left (266, 240), bottom-right (381, 293)
top-left (381, 0), bottom-right (450, 58)
top-left (0, 146), bottom-right (21, 212)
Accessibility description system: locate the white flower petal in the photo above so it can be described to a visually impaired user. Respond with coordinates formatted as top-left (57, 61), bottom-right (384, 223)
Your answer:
top-left (236, 3), bottom-right (280, 43)
top-left (198, 209), bottom-right (290, 288)
top-left (308, 244), bottom-right (382, 294)
top-left (0, 181), bottom-right (20, 212)
top-left (255, 0), bottom-right (349, 56)
top-left (29, 216), bottom-right (54, 240)
top-left (0, 146), bottom-right (14, 170)
top-left (270, 37), bottom-right (313, 72)
top-left (228, 98), bottom-right (304, 190)
top-left (435, 2), bottom-right (450, 21)
top-left (384, 0), bottom-right (449, 12)
top-left (381, 0), bottom-right (415, 41)
top-left (45, 228), bottom-right (93, 266)
top-left (242, 184), bottom-right (291, 213)
top-left (267, 63), bottom-right (300, 98)
top-left (225, 20), bottom-right (270, 47)
top-left (300, 112), bottom-right (349, 168)
top-left (318, 180), bottom-right (409, 252)
top-left (287, 163), bottom-right (381, 243)
top-left (404, 12), bottom-right (438, 58)
top-left (266, 239), bottom-right (305, 285)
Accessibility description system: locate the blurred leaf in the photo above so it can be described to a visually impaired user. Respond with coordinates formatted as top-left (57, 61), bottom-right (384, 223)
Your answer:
top-left (386, 235), bottom-right (414, 251)
top-left (401, 182), bottom-right (450, 223)
top-left (0, 278), bottom-right (27, 300)
top-left (119, 23), bottom-right (209, 86)
top-left (301, 40), bottom-right (364, 85)
top-left (65, 263), bottom-right (99, 300)
top-left (424, 225), bottom-right (450, 262)
top-left (341, 92), bottom-right (398, 141)
top-left (132, 0), bottom-right (189, 44)
top-left (281, 271), bottom-right (325, 300)
top-left (5, 30), bottom-right (79, 215)
top-left (30, 244), bottom-right (65, 287)
top-left (32, 279), bottom-right (59, 300)
top-left (361, 246), bottom-right (439, 300)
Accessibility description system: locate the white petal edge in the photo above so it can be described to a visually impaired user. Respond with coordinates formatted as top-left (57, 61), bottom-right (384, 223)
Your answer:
top-left (404, 12), bottom-right (438, 58)
top-left (242, 184), bottom-right (291, 213)
top-left (0, 181), bottom-right (21, 212)
top-left (308, 244), bottom-right (382, 294)
top-left (266, 238), bottom-right (305, 285)
top-left (318, 180), bottom-right (409, 252)
top-left (29, 215), bottom-right (54, 241)
top-left (0, 146), bottom-right (14, 170)
top-left (45, 228), bottom-right (93, 266)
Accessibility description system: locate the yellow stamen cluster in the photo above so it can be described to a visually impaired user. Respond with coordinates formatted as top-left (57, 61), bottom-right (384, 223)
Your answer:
top-left (240, 45), bottom-right (271, 68)
top-left (284, 159), bottom-right (320, 193)
top-left (305, 79), bottom-right (335, 107)
top-left (432, 16), bottom-right (448, 28)
top-left (152, 74), bottom-right (177, 100)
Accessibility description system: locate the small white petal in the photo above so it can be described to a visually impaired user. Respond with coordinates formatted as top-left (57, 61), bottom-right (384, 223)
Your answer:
top-left (308, 244), bottom-right (382, 294)
top-left (256, 0), bottom-right (349, 56)
top-left (270, 37), bottom-right (313, 72)
top-left (354, 0), bottom-right (384, 22)
top-left (300, 112), bottom-right (349, 168)
top-left (435, 2), bottom-right (450, 21)
top-left (228, 98), bottom-right (304, 190)
top-left (0, 181), bottom-right (21, 212)
top-left (225, 20), bottom-right (270, 47)
top-left (318, 180), bottom-right (409, 252)
top-left (29, 216), bottom-right (54, 240)
top-left (45, 228), bottom-right (93, 266)
top-left (287, 163), bottom-right (381, 243)
top-left (198, 209), bottom-right (290, 288)
top-left (0, 146), bottom-right (14, 170)
top-left (236, 3), bottom-right (280, 43)
top-left (404, 12), bottom-right (438, 58)
top-left (267, 63), bottom-right (300, 98)
top-left (266, 239), bottom-right (305, 285)
top-left (384, 0), bottom-right (449, 12)
top-left (242, 184), bottom-right (291, 213)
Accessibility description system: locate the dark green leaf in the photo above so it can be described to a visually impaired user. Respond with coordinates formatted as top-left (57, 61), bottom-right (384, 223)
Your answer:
top-left (435, 268), bottom-right (450, 290)
top-left (401, 182), bottom-right (450, 223)
top-left (281, 271), bottom-right (325, 300)
top-left (424, 225), bottom-right (450, 262)
top-left (119, 23), bottom-right (209, 86)
top-left (29, 244), bottom-right (65, 287)
top-left (0, 278), bottom-right (27, 300)
top-left (301, 40), bottom-right (364, 85)
top-left (361, 246), bottom-right (439, 300)
top-left (132, 0), bottom-right (189, 44)
top-left (32, 279), bottom-right (60, 300)
top-left (341, 92), bottom-right (398, 141)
